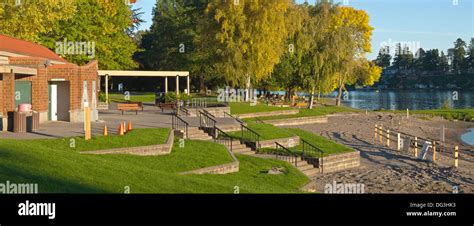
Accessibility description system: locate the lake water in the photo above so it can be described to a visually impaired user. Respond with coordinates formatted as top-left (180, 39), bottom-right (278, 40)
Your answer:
top-left (326, 90), bottom-right (474, 110)
top-left (461, 128), bottom-right (474, 146)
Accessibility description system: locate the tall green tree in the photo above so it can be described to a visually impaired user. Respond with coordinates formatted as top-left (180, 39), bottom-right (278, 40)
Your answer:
top-left (0, 0), bottom-right (76, 42)
top-left (452, 38), bottom-right (467, 74)
top-left (375, 47), bottom-right (392, 69)
top-left (207, 0), bottom-right (292, 89)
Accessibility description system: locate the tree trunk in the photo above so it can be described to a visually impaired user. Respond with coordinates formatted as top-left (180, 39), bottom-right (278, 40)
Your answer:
top-left (336, 75), bottom-right (344, 106)
top-left (245, 75), bottom-right (250, 102)
top-left (309, 86), bottom-right (315, 109)
top-left (199, 74), bottom-right (205, 94)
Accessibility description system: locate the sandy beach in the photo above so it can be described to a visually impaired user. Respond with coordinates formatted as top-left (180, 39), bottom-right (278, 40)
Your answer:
top-left (287, 112), bottom-right (474, 193)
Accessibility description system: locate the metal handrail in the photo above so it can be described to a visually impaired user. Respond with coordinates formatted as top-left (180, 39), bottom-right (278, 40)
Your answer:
top-left (202, 109), bottom-right (216, 119)
top-left (224, 112), bottom-right (244, 125)
top-left (275, 142), bottom-right (299, 167)
top-left (301, 139), bottom-right (324, 173)
top-left (214, 126), bottom-right (233, 152)
top-left (240, 124), bottom-right (261, 151)
top-left (177, 106), bottom-right (190, 116)
top-left (199, 110), bottom-right (217, 137)
top-left (172, 114), bottom-right (189, 138)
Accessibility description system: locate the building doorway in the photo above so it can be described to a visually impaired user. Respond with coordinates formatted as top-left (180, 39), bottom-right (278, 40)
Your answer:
top-left (49, 81), bottom-right (70, 121)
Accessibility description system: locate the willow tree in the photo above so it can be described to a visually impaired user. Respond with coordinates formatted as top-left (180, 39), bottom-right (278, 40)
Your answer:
top-left (208, 0), bottom-right (292, 94)
top-left (0, 0), bottom-right (76, 42)
top-left (270, 2), bottom-right (311, 101)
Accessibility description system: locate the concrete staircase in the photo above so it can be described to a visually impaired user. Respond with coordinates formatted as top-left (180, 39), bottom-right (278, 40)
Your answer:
top-left (218, 124), bottom-right (242, 133)
top-left (186, 127), bottom-right (213, 141)
top-left (229, 140), bottom-right (256, 156)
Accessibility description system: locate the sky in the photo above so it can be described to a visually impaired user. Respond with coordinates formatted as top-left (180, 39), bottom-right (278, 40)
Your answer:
top-left (131, 0), bottom-right (474, 60)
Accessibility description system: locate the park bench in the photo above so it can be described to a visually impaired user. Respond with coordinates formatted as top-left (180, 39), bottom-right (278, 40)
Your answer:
top-left (294, 102), bottom-right (308, 108)
top-left (117, 103), bottom-right (141, 115)
top-left (157, 103), bottom-right (176, 112)
top-left (127, 101), bottom-right (144, 111)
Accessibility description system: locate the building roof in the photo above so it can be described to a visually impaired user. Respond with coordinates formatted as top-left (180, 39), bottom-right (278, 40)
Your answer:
top-left (0, 34), bottom-right (67, 63)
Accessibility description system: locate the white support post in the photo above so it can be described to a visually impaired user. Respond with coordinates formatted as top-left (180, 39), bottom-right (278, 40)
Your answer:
top-left (105, 74), bottom-right (109, 103)
top-left (397, 133), bottom-right (401, 151)
top-left (187, 75), bottom-right (190, 95)
top-left (176, 75), bottom-right (179, 95)
top-left (165, 76), bottom-right (168, 93)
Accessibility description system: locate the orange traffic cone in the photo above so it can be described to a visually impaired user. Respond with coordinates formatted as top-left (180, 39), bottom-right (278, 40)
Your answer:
top-left (128, 121), bottom-right (133, 132)
top-left (103, 125), bottom-right (108, 136)
top-left (123, 122), bottom-right (127, 134)
top-left (118, 123), bottom-right (124, 136)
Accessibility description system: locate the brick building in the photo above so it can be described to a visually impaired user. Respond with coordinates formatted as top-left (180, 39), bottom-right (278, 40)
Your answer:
top-left (0, 34), bottom-right (99, 130)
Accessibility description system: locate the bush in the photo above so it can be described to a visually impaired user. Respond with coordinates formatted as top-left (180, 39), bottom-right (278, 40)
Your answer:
top-left (441, 100), bottom-right (452, 110)
top-left (164, 93), bottom-right (193, 103)
top-left (99, 91), bottom-right (106, 102)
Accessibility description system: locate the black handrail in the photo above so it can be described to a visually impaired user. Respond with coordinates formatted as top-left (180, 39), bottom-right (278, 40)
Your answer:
top-left (172, 114), bottom-right (189, 138)
top-left (301, 139), bottom-right (324, 173)
top-left (240, 124), bottom-right (261, 151)
top-left (275, 142), bottom-right (299, 167)
top-left (176, 106), bottom-right (190, 116)
top-left (202, 109), bottom-right (216, 119)
top-left (199, 110), bottom-right (217, 137)
top-left (255, 117), bottom-right (265, 124)
top-left (214, 126), bottom-right (233, 152)
top-left (224, 112), bottom-right (244, 125)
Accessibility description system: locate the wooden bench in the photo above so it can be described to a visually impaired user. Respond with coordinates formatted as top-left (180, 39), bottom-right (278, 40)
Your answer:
top-left (117, 103), bottom-right (141, 115)
top-left (157, 103), bottom-right (176, 112)
top-left (127, 101), bottom-right (144, 111)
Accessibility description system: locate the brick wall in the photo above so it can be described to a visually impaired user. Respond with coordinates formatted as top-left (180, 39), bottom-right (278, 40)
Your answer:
top-left (4, 56), bottom-right (99, 122)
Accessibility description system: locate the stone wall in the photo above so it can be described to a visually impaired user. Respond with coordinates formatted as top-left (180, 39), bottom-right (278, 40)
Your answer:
top-left (319, 151), bottom-right (360, 174)
top-left (264, 116), bottom-right (328, 126)
top-left (236, 109), bottom-right (299, 119)
top-left (259, 136), bottom-right (300, 149)
top-left (81, 130), bottom-right (174, 156)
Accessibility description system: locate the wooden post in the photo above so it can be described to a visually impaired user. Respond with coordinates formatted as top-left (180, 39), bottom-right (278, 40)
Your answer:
top-left (84, 106), bottom-right (91, 140)
top-left (414, 137), bottom-right (418, 157)
top-left (379, 125), bottom-right (383, 144)
top-left (386, 129), bottom-right (390, 147)
top-left (397, 133), bottom-right (401, 151)
top-left (454, 146), bottom-right (459, 168)
top-left (406, 108), bottom-right (409, 119)
top-left (374, 124), bottom-right (378, 143)
top-left (432, 141), bottom-right (436, 162)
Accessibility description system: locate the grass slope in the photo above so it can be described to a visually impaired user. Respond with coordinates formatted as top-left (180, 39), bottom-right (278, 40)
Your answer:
top-left (259, 128), bottom-right (354, 157)
top-left (0, 129), bottom-right (308, 193)
top-left (243, 105), bottom-right (357, 121)
top-left (227, 122), bottom-right (295, 140)
top-left (230, 102), bottom-right (292, 115)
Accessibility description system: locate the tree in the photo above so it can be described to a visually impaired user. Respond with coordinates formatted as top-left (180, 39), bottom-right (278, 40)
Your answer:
top-left (423, 49), bottom-right (440, 71)
top-left (452, 38), bottom-right (467, 74)
top-left (0, 0), bottom-right (76, 42)
top-left (207, 0), bottom-right (292, 89)
top-left (468, 38), bottom-right (474, 69)
top-left (375, 47), bottom-right (392, 69)
top-left (331, 6), bottom-right (378, 106)
top-left (439, 51), bottom-right (449, 72)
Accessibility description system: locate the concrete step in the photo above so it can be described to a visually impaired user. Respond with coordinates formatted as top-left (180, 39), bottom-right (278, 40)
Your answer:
top-left (238, 150), bottom-right (256, 156)
top-left (233, 147), bottom-right (252, 153)
top-left (297, 164), bottom-right (314, 171)
top-left (302, 168), bottom-right (319, 177)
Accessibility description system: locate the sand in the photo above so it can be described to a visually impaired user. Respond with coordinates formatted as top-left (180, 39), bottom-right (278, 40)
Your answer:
top-left (287, 112), bottom-right (474, 193)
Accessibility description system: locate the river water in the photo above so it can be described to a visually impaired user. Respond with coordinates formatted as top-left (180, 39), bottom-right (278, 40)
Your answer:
top-left (326, 90), bottom-right (474, 110)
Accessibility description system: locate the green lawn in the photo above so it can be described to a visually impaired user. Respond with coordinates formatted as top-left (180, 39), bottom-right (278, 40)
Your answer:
top-left (109, 92), bottom-right (156, 103)
top-left (243, 105), bottom-right (358, 122)
top-left (380, 108), bottom-right (474, 121)
top-left (259, 128), bottom-right (354, 157)
top-left (227, 122), bottom-right (296, 140)
top-left (0, 129), bottom-right (308, 193)
top-left (230, 102), bottom-right (293, 115)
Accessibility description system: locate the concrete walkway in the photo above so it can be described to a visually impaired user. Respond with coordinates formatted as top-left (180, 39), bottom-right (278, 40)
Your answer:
top-left (0, 105), bottom-right (241, 140)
